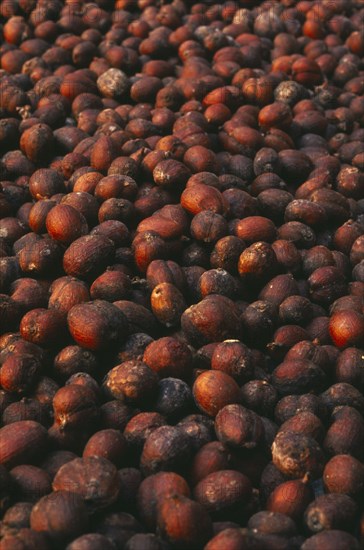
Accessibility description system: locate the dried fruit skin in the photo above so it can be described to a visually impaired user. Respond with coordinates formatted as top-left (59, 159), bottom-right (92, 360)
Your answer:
top-left (0, 421), bottom-right (48, 468)
top-left (1, 1), bottom-right (364, 548)
top-left (304, 493), bottom-right (358, 534)
top-left (157, 494), bottom-right (213, 549)
top-left (52, 456), bottom-right (120, 512)
top-left (271, 430), bottom-right (325, 479)
top-left (30, 490), bottom-right (89, 544)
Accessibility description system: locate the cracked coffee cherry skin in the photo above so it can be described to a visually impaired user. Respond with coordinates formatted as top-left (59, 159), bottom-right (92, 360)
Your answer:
top-left (272, 431), bottom-right (325, 479)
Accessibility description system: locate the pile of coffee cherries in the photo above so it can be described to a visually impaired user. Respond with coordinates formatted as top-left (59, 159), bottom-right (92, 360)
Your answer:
top-left (0, 0), bottom-right (363, 548)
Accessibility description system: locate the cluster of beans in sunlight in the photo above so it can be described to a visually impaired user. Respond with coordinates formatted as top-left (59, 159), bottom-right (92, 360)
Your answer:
top-left (0, 0), bottom-right (363, 548)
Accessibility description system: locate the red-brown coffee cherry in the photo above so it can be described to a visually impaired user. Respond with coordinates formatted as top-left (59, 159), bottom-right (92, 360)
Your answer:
top-left (28, 169), bottom-right (64, 200)
top-left (301, 530), bottom-right (361, 550)
top-left (28, 200), bottom-right (57, 234)
top-left (234, 216), bottom-right (277, 244)
top-left (286, 340), bottom-right (331, 380)
top-left (278, 295), bottom-right (313, 326)
top-left (1, 500), bottom-right (33, 533)
top-left (321, 382), bottom-right (364, 415)
top-left (335, 348), bottom-right (364, 390)
top-left (103, 360), bottom-right (158, 403)
top-left (46, 204), bottom-right (88, 244)
top-left (259, 462), bottom-right (286, 505)
top-left (67, 300), bottom-right (128, 351)
top-left (0, 337), bottom-right (44, 368)
top-left (308, 266), bottom-right (347, 306)
top-left (150, 282), bottom-right (187, 327)
top-left (204, 528), bottom-right (247, 550)
top-left (247, 510), bottom-right (297, 538)
top-left (91, 220), bottom-right (130, 248)
top-left (210, 236), bottom-right (246, 275)
top-left (10, 464), bottom-right (51, 502)
top-left (153, 159), bottom-right (191, 189)
top-left (90, 135), bottom-right (118, 174)
top-left (267, 478), bottom-right (314, 521)
top-left (183, 145), bottom-right (219, 173)
top-left (334, 221), bottom-right (364, 256)
top-left (2, 398), bottom-right (49, 427)
top-left (211, 340), bottom-right (254, 384)
top-left (240, 380), bottom-right (279, 418)
top-left (146, 259), bottom-right (186, 292)
top-left (323, 406), bottom-right (364, 460)
top-left (198, 269), bottom-right (239, 299)
top-left (0, 420), bottom-right (48, 468)
top-left (137, 208), bottom-right (188, 242)
top-left (20, 123), bottom-right (55, 164)
top-left (90, 270), bottom-right (131, 302)
top-left (193, 470), bottom-right (252, 518)
top-left (3, 16), bottom-right (31, 45)
top-left (94, 174), bottom-right (138, 202)
top-left (223, 188), bottom-right (257, 219)
top-left (323, 454), bottom-right (364, 498)
top-left (272, 431), bottom-right (325, 479)
top-left (180, 183), bottom-right (229, 215)
top-left (124, 412), bottom-right (167, 453)
top-left (30, 491), bottom-right (89, 545)
top-left (0, 353), bottom-right (42, 394)
top-left (17, 238), bottom-right (63, 276)
top-left (271, 359), bottom-right (326, 396)
top-left (258, 102), bottom-right (293, 131)
top-left (279, 412), bottom-right (325, 444)
top-left (83, 429), bottom-right (127, 468)
top-left (177, 414), bottom-right (215, 453)
top-left (292, 57), bottom-right (322, 87)
top-left (132, 231), bottom-right (172, 274)
top-left (49, 277), bottom-right (90, 317)
top-left (349, 235), bottom-right (364, 267)
top-left (156, 494), bottom-right (213, 549)
top-left (63, 235), bottom-right (115, 280)
top-left (190, 211), bottom-right (228, 244)
top-left (137, 472), bottom-right (191, 531)
top-left (259, 273), bottom-right (299, 306)
top-left (53, 456), bottom-right (120, 512)
top-left (272, 239), bottom-right (301, 274)
top-left (20, 308), bottom-right (66, 347)
top-left (189, 441), bottom-right (231, 487)
top-left (113, 301), bottom-right (157, 337)
top-left (238, 242), bottom-right (279, 286)
top-left (0, 217), bottom-right (27, 246)
top-left (304, 493), bottom-right (358, 534)
top-left (285, 199), bottom-right (327, 228)
top-left (329, 310), bottom-right (364, 349)
top-left (193, 371), bottom-right (242, 417)
top-left (140, 425), bottom-right (192, 476)
top-left (205, 103), bottom-right (231, 126)
top-left (181, 295), bottom-right (241, 346)
top-left (73, 170), bottom-right (103, 194)
top-left (61, 192), bottom-right (99, 227)
top-left (97, 196), bottom-right (133, 237)
top-left (52, 385), bottom-right (98, 433)
top-left (215, 404), bottom-right (264, 449)
top-left (143, 337), bottom-right (193, 380)
top-left (0, 257), bottom-right (20, 294)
